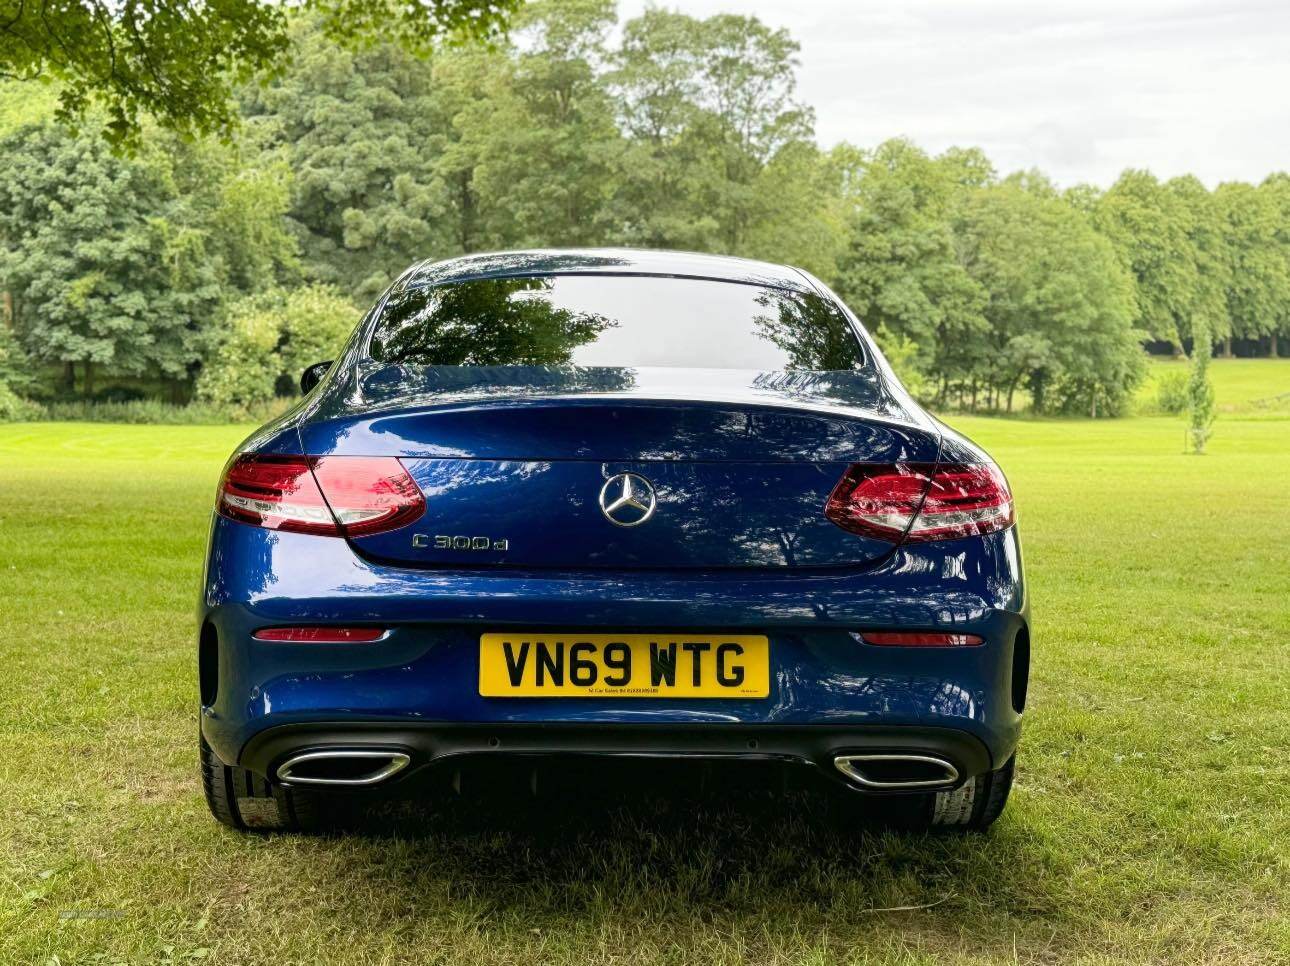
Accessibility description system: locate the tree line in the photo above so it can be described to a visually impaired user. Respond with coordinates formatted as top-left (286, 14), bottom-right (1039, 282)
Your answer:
top-left (1, 0), bottom-right (1288, 420)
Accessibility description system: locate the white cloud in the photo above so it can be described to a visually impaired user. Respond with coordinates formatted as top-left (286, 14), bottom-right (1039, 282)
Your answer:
top-left (617, 0), bottom-right (1290, 186)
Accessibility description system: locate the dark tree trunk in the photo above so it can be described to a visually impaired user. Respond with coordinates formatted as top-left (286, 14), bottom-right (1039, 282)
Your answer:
top-left (63, 361), bottom-right (75, 393)
top-left (1222, 336), bottom-right (1232, 358)
top-left (457, 171), bottom-right (477, 253)
top-left (1272, 332), bottom-right (1280, 358)
top-left (82, 360), bottom-right (94, 398)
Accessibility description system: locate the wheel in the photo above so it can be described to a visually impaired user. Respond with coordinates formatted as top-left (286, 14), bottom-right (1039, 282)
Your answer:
top-left (928, 754), bottom-right (1014, 830)
top-left (861, 755), bottom-right (1015, 833)
top-left (200, 735), bottom-right (325, 833)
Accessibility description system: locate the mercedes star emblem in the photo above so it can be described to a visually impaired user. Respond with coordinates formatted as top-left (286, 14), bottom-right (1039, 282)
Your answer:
top-left (598, 473), bottom-right (657, 527)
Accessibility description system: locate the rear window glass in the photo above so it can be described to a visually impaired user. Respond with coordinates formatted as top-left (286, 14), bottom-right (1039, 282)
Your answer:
top-left (367, 275), bottom-right (864, 371)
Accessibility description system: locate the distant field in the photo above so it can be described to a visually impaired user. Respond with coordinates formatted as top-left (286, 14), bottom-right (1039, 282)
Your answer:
top-left (1, 411), bottom-right (1287, 964)
top-left (1138, 356), bottom-right (1290, 412)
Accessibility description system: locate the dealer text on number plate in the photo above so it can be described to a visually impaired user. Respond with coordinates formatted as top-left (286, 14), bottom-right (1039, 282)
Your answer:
top-left (478, 633), bottom-right (770, 698)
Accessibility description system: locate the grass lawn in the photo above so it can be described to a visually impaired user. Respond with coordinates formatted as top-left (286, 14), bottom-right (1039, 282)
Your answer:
top-left (1, 382), bottom-right (1288, 963)
top-left (1139, 355), bottom-right (1290, 413)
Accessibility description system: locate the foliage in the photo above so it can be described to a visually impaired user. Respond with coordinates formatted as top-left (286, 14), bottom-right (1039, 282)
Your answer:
top-left (833, 139), bottom-right (988, 391)
top-left (0, 119), bottom-right (297, 396)
top-left (196, 285), bottom-right (359, 412)
top-left (35, 397), bottom-right (292, 425)
top-left (870, 325), bottom-right (930, 401)
top-left (0, 383), bottom-right (43, 421)
top-left (1185, 321), bottom-right (1216, 453)
top-left (956, 185), bottom-right (1143, 416)
top-left (2, 3), bottom-right (1290, 420)
top-left (0, 320), bottom-right (33, 394)
top-left (0, 0), bottom-right (518, 148)
top-left (1153, 368), bottom-right (1191, 415)
top-left (1092, 170), bottom-right (1203, 349)
top-left (240, 17), bottom-right (456, 302)
top-left (1217, 179), bottom-right (1290, 350)
top-left (454, 0), bottom-right (624, 251)
top-left (0, 322), bottom-right (43, 421)
top-left (836, 145), bottom-right (1144, 416)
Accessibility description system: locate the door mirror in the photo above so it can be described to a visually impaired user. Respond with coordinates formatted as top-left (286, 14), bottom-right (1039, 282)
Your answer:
top-left (300, 360), bottom-right (333, 395)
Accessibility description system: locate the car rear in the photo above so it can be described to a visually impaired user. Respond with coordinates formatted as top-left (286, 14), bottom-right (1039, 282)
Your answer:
top-left (197, 251), bottom-right (1028, 832)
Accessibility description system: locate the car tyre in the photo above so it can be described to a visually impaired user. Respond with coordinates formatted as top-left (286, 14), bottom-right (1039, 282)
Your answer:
top-left (200, 735), bottom-right (325, 833)
top-left (862, 754), bottom-right (1015, 833)
top-left (928, 754), bottom-right (1014, 830)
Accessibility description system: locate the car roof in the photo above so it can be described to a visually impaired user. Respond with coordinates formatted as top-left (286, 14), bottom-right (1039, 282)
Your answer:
top-left (402, 248), bottom-right (815, 293)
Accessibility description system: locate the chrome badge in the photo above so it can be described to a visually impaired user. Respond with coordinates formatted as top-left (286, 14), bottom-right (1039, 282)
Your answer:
top-left (598, 473), bottom-right (657, 527)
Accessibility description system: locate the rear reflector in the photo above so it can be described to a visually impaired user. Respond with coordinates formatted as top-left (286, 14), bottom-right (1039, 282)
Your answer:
top-left (825, 462), bottom-right (1013, 543)
top-left (218, 454), bottom-right (425, 537)
top-left (253, 627), bottom-right (386, 643)
top-left (860, 631), bottom-right (984, 647)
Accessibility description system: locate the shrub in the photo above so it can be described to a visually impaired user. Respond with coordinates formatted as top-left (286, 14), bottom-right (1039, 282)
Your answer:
top-left (1154, 369), bottom-right (1190, 414)
top-left (0, 324), bottom-right (43, 421)
top-left (0, 383), bottom-right (45, 421)
top-left (38, 398), bottom-right (293, 424)
top-left (1185, 331), bottom-right (1216, 454)
top-left (196, 284), bottom-right (359, 414)
top-left (872, 325), bottom-right (930, 401)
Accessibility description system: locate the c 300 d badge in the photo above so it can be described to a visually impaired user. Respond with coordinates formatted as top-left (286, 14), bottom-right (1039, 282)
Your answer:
top-left (412, 534), bottom-right (509, 551)
top-left (598, 473), bottom-right (657, 527)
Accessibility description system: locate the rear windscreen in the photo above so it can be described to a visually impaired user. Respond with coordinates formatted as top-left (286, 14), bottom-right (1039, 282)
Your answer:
top-left (367, 274), bottom-right (865, 371)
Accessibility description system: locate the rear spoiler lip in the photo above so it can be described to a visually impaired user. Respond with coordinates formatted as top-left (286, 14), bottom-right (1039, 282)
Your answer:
top-left (339, 391), bottom-right (932, 434)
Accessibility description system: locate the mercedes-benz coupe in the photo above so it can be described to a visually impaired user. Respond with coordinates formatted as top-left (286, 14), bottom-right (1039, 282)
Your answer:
top-left (198, 249), bottom-right (1028, 833)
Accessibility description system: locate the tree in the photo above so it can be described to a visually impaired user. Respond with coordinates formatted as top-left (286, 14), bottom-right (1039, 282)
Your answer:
top-left (1217, 179), bottom-right (1290, 357)
top-left (1263, 174), bottom-right (1290, 357)
top-left (0, 0), bottom-right (518, 147)
top-left (197, 284), bottom-right (358, 410)
top-left (607, 8), bottom-right (828, 261)
top-left (833, 139), bottom-right (988, 402)
top-left (1093, 170), bottom-right (1200, 352)
top-left (241, 17), bottom-right (456, 301)
top-left (1185, 316), bottom-right (1216, 452)
top-left (453, 0), bottom-right (624, 249)
top-left (1166, 175), bottom-right (1231, 354)
top-left (956, 185), bottom-right (1143, 416)
top-left (0, 119), bottom-right (295, 396)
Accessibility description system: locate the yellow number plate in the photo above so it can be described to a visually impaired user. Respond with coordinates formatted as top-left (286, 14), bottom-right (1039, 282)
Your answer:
top-left (479, 633), bottom-right (770, 698)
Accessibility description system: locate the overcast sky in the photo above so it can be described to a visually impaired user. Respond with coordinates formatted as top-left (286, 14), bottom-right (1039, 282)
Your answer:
top-left (618, 0), bottom-right (1290, 188)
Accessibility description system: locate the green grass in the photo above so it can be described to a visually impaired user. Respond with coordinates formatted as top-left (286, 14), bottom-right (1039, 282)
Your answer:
top-left (1138, 356), bottom-right (1290, 413)
top-left (1, 411), bottom-right (1287, 965)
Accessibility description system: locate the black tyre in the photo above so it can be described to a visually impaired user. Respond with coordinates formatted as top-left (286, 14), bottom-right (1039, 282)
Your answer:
top-left (863, 754), bottom-right (1015, 832)
top-left (200, 736), bottom-right (325, 833)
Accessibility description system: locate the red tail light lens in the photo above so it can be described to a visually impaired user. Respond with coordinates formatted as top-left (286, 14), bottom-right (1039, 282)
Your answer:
top-left (825, 462), bottom-right (1013, 543)
top-left (860, 631), bottom-right (984, 647)
top-left (907, 463), bottom-right (1014, 542)
top-left (219, 455), bottom-right (337, 535)
top-left (310, 457), bottom-right (426, 536)
top-left (218, 455), bottom-right (425, 537)
top-left (253, 627), bottom-right (386, 643)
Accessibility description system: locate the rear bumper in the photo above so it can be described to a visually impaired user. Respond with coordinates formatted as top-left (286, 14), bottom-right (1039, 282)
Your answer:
top-left (238, 721), bottom-right (993, 793)
top-left (199, 518), bottom-right (1029, 779)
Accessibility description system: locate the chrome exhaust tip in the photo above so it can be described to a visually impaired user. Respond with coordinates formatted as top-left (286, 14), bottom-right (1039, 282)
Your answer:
top-left (833, 753), bottom-right (959, 790)
top-left (276, 750), bottom-right (411, 787)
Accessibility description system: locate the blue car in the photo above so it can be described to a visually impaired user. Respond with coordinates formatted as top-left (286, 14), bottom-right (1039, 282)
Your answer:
top-left (199, 249), bottom-right (1028, 833)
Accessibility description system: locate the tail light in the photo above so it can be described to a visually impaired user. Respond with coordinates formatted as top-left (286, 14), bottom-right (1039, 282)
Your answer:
top-left (859, 631), bottom-right (984, 647)
top-left (253, 627), bottom-right (386, 643)
top-left (825, 462), bottom-right (1013, 543)
top-left (218, 454), bottom-right (425, 537)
